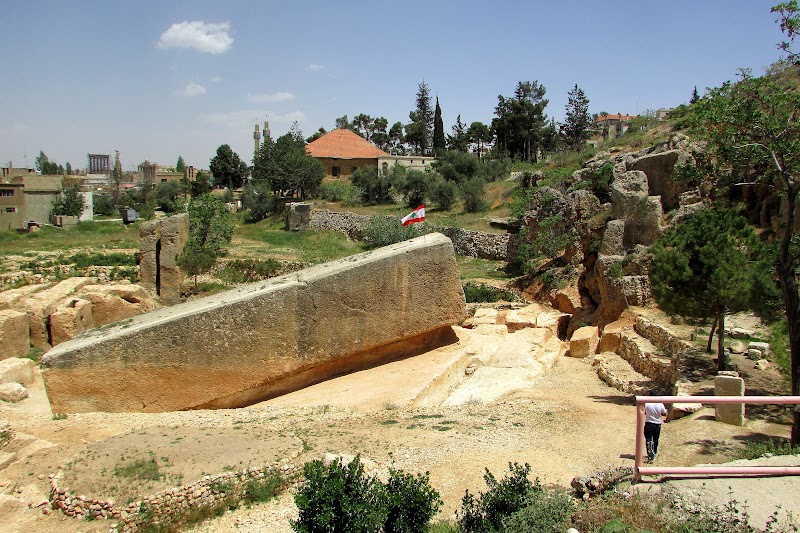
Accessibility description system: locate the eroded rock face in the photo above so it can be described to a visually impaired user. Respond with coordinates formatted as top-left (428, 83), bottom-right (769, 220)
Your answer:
top-left (628, 150), bottom-right (694, 211)
top-left (0, 310), bottom-right (30, 359)
top-left (42, 233), bottom-right (467, 413)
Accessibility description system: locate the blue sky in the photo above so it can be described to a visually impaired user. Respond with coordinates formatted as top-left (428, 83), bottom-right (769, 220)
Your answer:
top-left (0, 1), bottom-right (784, 172)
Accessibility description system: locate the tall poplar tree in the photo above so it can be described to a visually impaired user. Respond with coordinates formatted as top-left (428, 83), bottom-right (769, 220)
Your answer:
top-left (432, 97), bottom-right (446, 153)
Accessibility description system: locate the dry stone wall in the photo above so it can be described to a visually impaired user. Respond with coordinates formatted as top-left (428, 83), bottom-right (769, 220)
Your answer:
top-left (42, 233), bottom-right (467, 413)
top-left (49, 462), bottom-right (297, 530)
top-left (310, 209), bottom-right (513, 260)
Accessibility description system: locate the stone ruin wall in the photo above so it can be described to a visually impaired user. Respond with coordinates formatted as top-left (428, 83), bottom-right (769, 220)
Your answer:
top-left (49, 461), bottom-right (298, 530)
top-left (309, 209), bottom-right (512, 260)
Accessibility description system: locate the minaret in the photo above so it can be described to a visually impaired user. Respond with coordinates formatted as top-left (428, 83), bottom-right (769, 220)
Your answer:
top-left (262, 120), bottom-right (270, 142)
top-left (253, 123), bottom-right (261, 157)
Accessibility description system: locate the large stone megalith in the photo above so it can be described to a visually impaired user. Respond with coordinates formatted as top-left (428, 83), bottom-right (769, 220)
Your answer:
top-left (139, 214), bottom-right (189, 305)
top-left (42, 233), bottom-right (466, 413)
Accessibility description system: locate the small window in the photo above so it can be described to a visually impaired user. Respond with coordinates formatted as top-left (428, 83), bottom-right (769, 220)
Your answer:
top-left (0, 189), bottom-right (14, 197)
top-left (351, 167), bottom-right (357, 173)
top-left (161, 178), bottom-right (168, 183)
top-left (5, 207), bottom-right (16, 213)
top-left (332, 166), bottom-right (340, 177)
top-left (382, 162), bottom-right (388, 174)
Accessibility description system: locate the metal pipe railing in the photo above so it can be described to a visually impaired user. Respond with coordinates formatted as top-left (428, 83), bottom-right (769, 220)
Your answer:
top-left (634, 395), bottom-right (800, 479)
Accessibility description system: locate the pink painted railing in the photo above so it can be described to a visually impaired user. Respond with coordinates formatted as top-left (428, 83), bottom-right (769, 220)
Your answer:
top-left (635, 395), bottom-right (800, 479)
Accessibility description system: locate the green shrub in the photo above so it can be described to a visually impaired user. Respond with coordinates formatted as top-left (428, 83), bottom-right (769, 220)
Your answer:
top-left (318, 181), bottom-right (362, 203)
top-left (292, 456), bottom-right (383, 533)
top-left (66, 252), bottom-right (136, 268)
top-left (114, 457), bottom-right (162, 481)
top-left (243, 471), bottom-right (285, 504)
top-left (362, 217), bottom-right (431, 248)
top-left (351, 167), bottom-right (395, 204)
top-left (501, 489), bottom-right (574, 533)
top-left (217, 258), bottom-right (282, 284)
top-left (93, 193), bottom-right (116, 216)
top-left (241, 183), bottom-right (277, 223)
top-left (430, 179), bottom-right (458, 211)
top-left (735, 437), bottom-right (800, 460)
top-left (463, 283), bottom-right (517, 303)
top-left (461, 177), bottom-right (487, 213)
top-left (458, 462), bottom-right (537, 532)
top-left (292, 456), bottom-right (441, 533)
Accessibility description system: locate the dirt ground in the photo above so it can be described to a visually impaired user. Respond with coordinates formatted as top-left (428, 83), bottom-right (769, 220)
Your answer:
top-left (0, 323), bottom-right (796, 533)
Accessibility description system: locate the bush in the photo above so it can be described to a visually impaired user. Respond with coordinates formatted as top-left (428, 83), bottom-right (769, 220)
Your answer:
top-left (463, 282), bottom-right (517, 303)
top-left (153, 181), bottom-right (185, 213)
top-left (292, 456), bottom-right (441, 533)
top-left (93, 193), bottom-right (116, 216)
top-left (461, 177), bottom-right (486, 213)
top-left (292, 456), bottom-right (384, 533)
top-left (351, 166), bottom-right (395, 204)
top-left (501, 489), bottom-right (574, 533)
top-left (241, 183), bottom-right (277, 223)
top-left (478, 158), bottom-right (511, 183)
top-left (430, 179), bottom-right (458, 211)
top-left (362, 217), bottom-right (432, 248)
top-left (399, 169), bottom-right (431, 207)
top-left (217, 258), bottom-right (282, 284)
top-left (318, 181), bottom-right (362, 203)
top-left (458, 462), bottom-right (537, 532)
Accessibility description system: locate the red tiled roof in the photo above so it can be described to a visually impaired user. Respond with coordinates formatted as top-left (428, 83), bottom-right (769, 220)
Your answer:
top-left (305, 129), bottom-right (388, 159)
top-left (596, 113), bottom-right (637, 123)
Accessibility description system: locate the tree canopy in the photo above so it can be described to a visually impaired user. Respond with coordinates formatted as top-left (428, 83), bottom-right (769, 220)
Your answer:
top-left (492, 81), bottom-right (549, 162)
top-left (406, 81), bottom-right (434, 156)
top-left (649, 209), bottom-right (777, 370)
top-left (209, 144), bottom-right (248, 190)
top-left (252, 131), bottom-right (324, 199)
top-left (690, 66), bottom-right (800, 443)
top-left (35, 151), bottom-right (61, 175)
top-left (432, 97), bottom-right (446, 153)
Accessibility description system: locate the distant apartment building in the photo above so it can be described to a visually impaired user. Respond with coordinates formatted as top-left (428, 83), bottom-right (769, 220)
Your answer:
top-left (87, 153), bottom-right (111, 174)
top-left (655, 108), bottom-right (672, 121)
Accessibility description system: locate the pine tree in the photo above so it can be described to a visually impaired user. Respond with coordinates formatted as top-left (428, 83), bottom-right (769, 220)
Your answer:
top-left (406, 81), bottom-right (434, 155)
top-left (447, 115), bottom-right (469, 152)
top-left (690, 86), bottom-right (700, 104)
top-left (560, 84), bottom-right (591, 150)
top-left (432, 97), bottom-right (446, 153)
top-left (176, 155), bottom-right (186, 175)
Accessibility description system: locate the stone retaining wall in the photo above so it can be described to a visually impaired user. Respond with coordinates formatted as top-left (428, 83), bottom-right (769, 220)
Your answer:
top-left (310, 209), bottom-right (513, 260)
top-left (49, 462), bottom-right (297, 531)
top-left (634, 316), bottom-right (693, 355)
top-left (617, 333), bottom-right (679, 385)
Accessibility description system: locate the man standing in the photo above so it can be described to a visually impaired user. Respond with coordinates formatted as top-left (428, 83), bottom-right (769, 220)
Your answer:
top-left (644, 390), bottom-right (668, 463)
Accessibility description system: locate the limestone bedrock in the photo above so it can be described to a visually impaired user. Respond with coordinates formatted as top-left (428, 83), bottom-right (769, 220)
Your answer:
top-left (42, 233), bottom-right (466, 413)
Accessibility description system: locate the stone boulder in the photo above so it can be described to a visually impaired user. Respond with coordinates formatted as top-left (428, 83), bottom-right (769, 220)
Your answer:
top-left (627, 150), bottom-right (694, 210)
top-left (569, 326), bottom-right (599, 358)
top-left (623, 196), bottom-right (663, 247)
top-left (0, 358), bottom-right (35, 387)
top-left (0, 383), bottom-right (28, 403)
top-left (599, 219), bottom-right (625, 256)
top-left (42, 233), bottom-right (467, 413)
top-left (0, 310), bottom-right (30, 359)
top-left (20, 278), bottom-right (95, 350)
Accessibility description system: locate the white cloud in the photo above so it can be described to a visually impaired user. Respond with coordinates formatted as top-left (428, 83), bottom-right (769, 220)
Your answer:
top-left (200, 110), bottom-right (305, 129)
top-left (247, 92), bottom-right (296, 103)
top-left (211, 76), bottom-right (223, 83)
top-left (157, 21), bottom-right (233, 54)
top-left (306, 64), bottom-right (325, 72)
top-left (177, 82), bottom-right (207, 97)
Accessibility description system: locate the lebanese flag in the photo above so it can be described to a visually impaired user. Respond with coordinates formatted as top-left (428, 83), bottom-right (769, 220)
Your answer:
top-left (401, 204), bottom-right (426, 226)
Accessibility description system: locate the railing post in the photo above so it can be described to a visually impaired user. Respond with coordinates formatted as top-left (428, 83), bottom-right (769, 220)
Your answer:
top-left (634, 399), bottom-right (645, 482)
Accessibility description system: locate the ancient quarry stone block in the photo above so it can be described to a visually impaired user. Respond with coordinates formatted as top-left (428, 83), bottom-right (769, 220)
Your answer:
top-left (748, 341), bottom-right (770, 359)
top-left (623, 196), bottom-right (663, 248)
top-left (463, 308), bottom-right (500, 327)
top-left (21, 278), bottom-right (94, 350)
top-left (139, 213), bottom-right (189, 305)
top-left (49, 299), bottom-right (93, 347)
top-left (550, 287), bottom-right (581, 314)
top-left (715, 371), bottom-right (745, 426)
top-left (0, 310), bottom-right (30, 359)
top-left (78, 283), bottom-right (158, 325)
top-left (597, 318), bottom-right (632, 354)
top-left (0, 358), bottom-right (35, 387)
top-left (285, 202), bottom-right (313, 231)
top-left (0, 284), bottom-right (46, 311)
top-left (569, 326), bottom-right (599, 358)
top-left (42, 233), bottom-right (467, 413)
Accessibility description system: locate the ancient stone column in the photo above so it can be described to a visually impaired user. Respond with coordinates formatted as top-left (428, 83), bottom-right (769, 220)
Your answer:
top-left (715, 371), bottom-right (745, 426)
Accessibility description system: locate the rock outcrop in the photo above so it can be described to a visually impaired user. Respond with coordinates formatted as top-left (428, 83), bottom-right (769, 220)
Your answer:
top-left (139, 213), bottom-right (189, 305)
top-left (42, 233), bottom-right (467, 413)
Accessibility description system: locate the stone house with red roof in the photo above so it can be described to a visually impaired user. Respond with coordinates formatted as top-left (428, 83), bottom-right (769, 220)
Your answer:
top-left (305, 129), bottom-right (388, 180)
top-left (594, 113), bottom-right (638, 140)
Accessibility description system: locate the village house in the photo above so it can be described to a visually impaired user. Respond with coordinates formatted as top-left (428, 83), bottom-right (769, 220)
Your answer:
top-left (594, 113), bottom-right (638, 140)
top-left (305, 129), bottom-right (389, 180)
